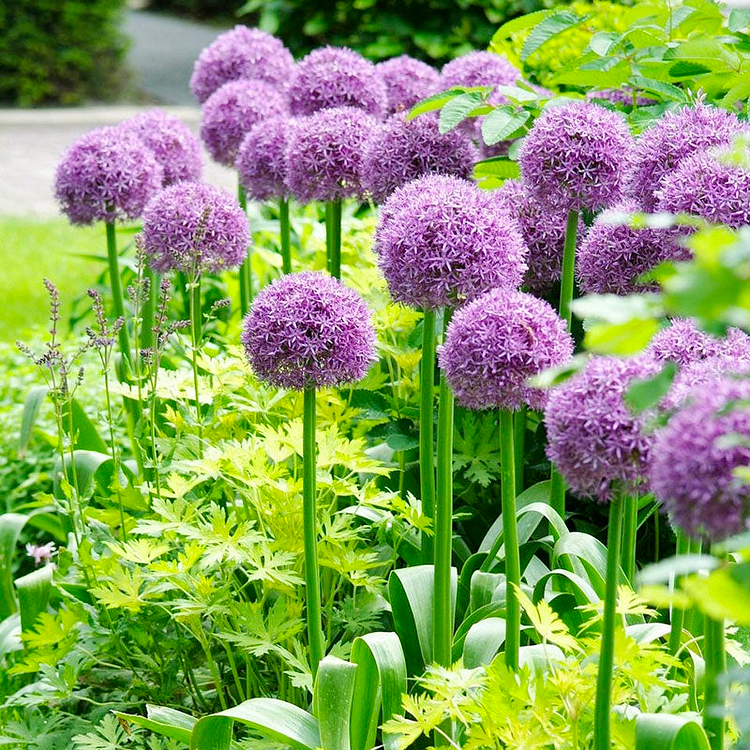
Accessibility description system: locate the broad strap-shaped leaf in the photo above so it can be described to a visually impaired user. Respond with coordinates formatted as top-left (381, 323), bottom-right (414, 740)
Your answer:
top-left (18, 385), bottom-right (48, 456)
top-left (314, 656), bottom-right (357, 750)
top-left (635, 713), bottom-right (710, 750)
top-left (15, 565), bottom-right (53, 632)
top-left (116, 705), bottom-right (197, 746)
top-left (462, 617), bottom-right (506, 668)
top-left (0, 613), bottom-right (21, 656)
top-left (0, 513), bottom-right (28, 619)
top-left (61, 398), bottom-right (108, 453)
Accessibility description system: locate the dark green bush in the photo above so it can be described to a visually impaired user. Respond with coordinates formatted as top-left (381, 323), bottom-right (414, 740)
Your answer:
top-left (0, 0), bottom-right (129, 106)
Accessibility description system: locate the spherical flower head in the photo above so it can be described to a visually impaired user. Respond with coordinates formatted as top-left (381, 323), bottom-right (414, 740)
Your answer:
top-left (650, 376), bottom-right (750, 541)
top-left (519, 101), bottom-right (633, 213)
top-left (439, 288), bottom-right (573, 411)
top-left (360, 112), bottom-right (477, 204)
top-left (288, 46), bottom-right (387, 117)
top-left (236, 115), bottom-right (291, 202)
top-left (648, 318), bottom-right (750, 368)
top-left (376, 55), bottom-right (440, 114)
top-left (285, 107), bottom-right (377, 204)
top-left (241, 271), bottom-right (376, 390)
top-left (141, 182), bottom-right (250, 274)
top-left (626, 102), bottom-right (746, 211)
top-left (440, 51), bottom-right (520, 91)
top-left (54, 126), bottom-right (163, 225)
top-left (375, 175), bottom-right (528, 310)
top-left (656, 149), bottom-right (750, 228)
top-left (544, 355), bottom-right (659, 500)
top-left (491, 179), bottom-right (577, 294)
top-left (190, 26), bottom-right (294, 104)
top-left (200, 79), bottom-right (287, 167)
top-left (122, 109), bottom-right (202, 186)
top-left (577, 201), bottom-right (690, 295)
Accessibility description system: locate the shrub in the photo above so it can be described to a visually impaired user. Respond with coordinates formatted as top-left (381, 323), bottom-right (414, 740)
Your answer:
top-left (0, 0), bottom-right (129, 106)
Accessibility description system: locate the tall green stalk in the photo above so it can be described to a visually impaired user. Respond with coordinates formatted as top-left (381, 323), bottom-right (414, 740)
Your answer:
top-left (668, 531), bottom-right (691, 656)
top-left (303, 386), bottom-right (325, 676)
top-left (703, 614), bottom-right (726, 750)
top-left (420, 309), bottom-right (437, 564)
top-left (326, 201), bottom-right (342, 279)
top-left (188, 276), bottom-right (203, 459)
top-left (238, 182), bottom-right (252, 314)
top-left (513, 406), bottom-right (526, 495)
top-left (499, 409), bottom-right (520, 670)
top-left (621, 495), bottom-right (638, 582)
top-left (141, 266), bottom-right (157, 353)
top-left (593, 492), bottom-right (625, 750)
top-left (279, 198), bottom-right (292, 274)
top-left (105, 221), bottom-right (130, 365)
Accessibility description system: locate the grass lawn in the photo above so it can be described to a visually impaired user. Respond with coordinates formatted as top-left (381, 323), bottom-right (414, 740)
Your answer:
top-left (0, 216), bottom-right (105, 343)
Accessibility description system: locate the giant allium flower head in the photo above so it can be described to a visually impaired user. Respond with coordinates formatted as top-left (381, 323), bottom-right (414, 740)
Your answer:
top-left (577, 201), bottom-right (690, 295)
top-left (650, 376), bottom-right (750, 541)
top-left (55, 126), bottom-right (163, 225)
top-left (656, 148), bottom-right (750, 228)
top-left (544, 355), bottom-right (659, 500)
top-left (200, 79), bottom-right (287, 166)
top-left (122, 109), bottom-right (202, 186)
top-left (376, 55), bottom-right (440, 114)
top-left (440, 50), bottom-right (519, 92)
top-left (519, 101), bottom-right (633, 212)
top-left (648, 318), bottom-right (750, 368)
top-left (439, 288), bottom-right (573, 411)
top-left (190, 26), bottom-right (294, 104)
top-left (288, 46), bottom-right (387, 117)
top-left (491, 179), bottom-right (576, 294)
top-left (285, 107), bottom-right (377, 204)
top-left (626, 102), bottom-right (746, 211)
top-left (241, 271), bottom-right (376, 390)
top-left (236, 115), bottom-right (291, 202)
top-left (141, 182), bottom-right (250, 274)
top-left (375, 174), bottom-right (528, 310)
top-left (360, 112), bottom-right (477, 204)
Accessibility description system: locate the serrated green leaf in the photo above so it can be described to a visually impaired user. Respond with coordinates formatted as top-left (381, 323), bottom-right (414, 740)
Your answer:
top-left (438, 92), bottom-right (485, 133)
top-left (481, 108), bottom-right (530, 145)
top-left (521, 11), bottom-right (586, 62)
top-left (629, 76), bottom-right (687, 102)
top-left (473, 158), bottom-right (521, 180)
top-left (589, 31), bottom-right (619, 56)
top-left (406, 87), bottom-right (485, 121)
top-left (729, 8), bottom-right (750, 32)
top-left (668, 61), bottom-right (712, 78)
top-left (491, 9), bottom-right (555, 42)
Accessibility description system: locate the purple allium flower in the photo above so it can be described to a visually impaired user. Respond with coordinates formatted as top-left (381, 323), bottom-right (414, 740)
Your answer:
top-left (285, 107), bottom-right (377, 204)
top-left (439, 288), bottom-right (573, 411)
top-left (587, 88), bottom-right (656, 107)
top-left (236, 115), bottom-right (291, 202)
top-left (519, 101), bottom-right (633, 213)
top-left (241, 271), bottom-right (376, 390)
top-left (26, 542), bottom-right (56, 566)
top-left (190, 25), bottom-right (294, 104)
top-left (200, 79), bottom-right (287, 167)
top-left (440, 50), bottom-right (520, 92)
top-left (122, 109), bottom-right (202, 186)
top-left (360, 112), bottom-right (477, 204)
top-left (54, 126), bottom-right (163, 225)
top-left (141, 182), bottom-right (250, 274)
top-left (375, 174), bottom-right (527, 310)
top-left (576, 201), bottom-right (690, 295)
top-left (375, 55), bottom-right (441, 114)
top-left (650, 376), bottom-right (750, 541)
top-left (626, 102), bottom-right (746, 211)
top-left (656, 149), bottom-right (750, 228)
top-left (490, 179), bottom-right (577, 294)
top-left (648, 318), bottom-right (750, 368)
top-left (544, 355), bottom-right (659, 500)
top-left (288, 46), bottom-right (387, 117)
top-left (663, 352), bottom-right (750, 411)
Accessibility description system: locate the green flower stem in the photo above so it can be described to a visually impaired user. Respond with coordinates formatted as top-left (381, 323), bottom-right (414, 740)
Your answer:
top-left (420, 308), bottom-right (437, 564)
top-left (621, 494), bottom-right (638, 582)
top-left (279, 198), bottom-right (292, 274)
top-left (188, 275), bottom-right (203, 458)
top-left (326, 200), bottom-right (342, 279)
top-left (238, 182), bottom-right (252, 314)
top-left (500, 408), bottom-right (520, 670)
top-left (593, 492), bottom-right (625, 750)
top-left (105, 221), bottom-right (131, 365)
top-left (140, 266), bottom-right (157, 353)
top-left (668, 531), bottom-right (691, 656)
top-left (704, 543), bottom-right (726, 750)
top-left (433, 310), bottom-right (454, 668)
top-left (303, 386), bottom-right (325, 677)
top-left (550, 468), bottom-right (567, 519)
top-left (513, 405), bottom-right (526, 495)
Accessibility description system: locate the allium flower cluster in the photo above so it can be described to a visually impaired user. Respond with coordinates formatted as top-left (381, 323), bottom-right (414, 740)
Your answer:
top-left (648, 318), bottom-right (750, 368)
top-left (375, 175), bottom-right (527, 310)
top-left (141, 182), bottom-right (250, 274)
top-left (650, 376), bottom-right (750, 541)
top-left (491, 179), bottom-right (573, 293)
top-left (440, 51), bottom-right (519, 92)
top-left (236, 115), bottom-right (292, 202)
top-left (288, 46), bottom-right (387, 117)
top-left (241, 271), bottom-right (376, 390)
top-left (576, 202), bottom-right (690, 295)
top-left (656, 149), bottom-right (750, 228)
top-left (439, 288), bottom-right (573, 411)
top-left (375, 55), bottom-right (440, 114)
top-left (122, 109), bottom-right (202, 186)
top-left (544, 355), bottom-right (659, 500)
top-left (626, 102), bottom-right (746, 211)
top-left (190, 26), bottom-right (294, 104)
top-left (285, 107), bottom-right (377, 204)
top-left (519, 101), bottom-right (633, 212)
top-left (360, 113), bottom-right (477, 204)
top-left (55, 126), bottom-right (163, 225)
top-left (200, 79), bottom-right (287, 166)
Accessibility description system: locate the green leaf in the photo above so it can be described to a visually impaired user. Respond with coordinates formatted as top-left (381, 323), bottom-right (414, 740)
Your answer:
top-left (314, 656), bottom-right (357, 750)
top-left (625, 361), bottom-right (677, 413)
top-left (61, 398), bottom-right (108, 453)
top-left (589, 31), bottom-right (619, 56)
top-left (722, 73), bottom-right (750, 107)
top-left (18, 386), bottom-right (48, 457)
top-left (190, 698), bottom-right (320, 750)
top-left (14, 565), bottom-right (53, 632)
top-left (493, 84), bottom-right (538, 103)
top-left (481, 109), bottom-right (530, 145)
top-left (728, 8), bottom-right (750, 32)
top-left (635, 713), bottom-right (710, 750)
top-left (491, 9), bottom-right (555, 42)
top-left (638, 554), bottom-right (719, 586)
top-left (585, 319), bottom-right (660, 355)
top-left (0, 513), bottom-right (28, 619)
top-left (406, 87), bottom-right (488, 121)
top-left (553, 532), bottom-right (612, 598)
top-left (116, 705), bottom-right (197, 746)
top-left (628, 76), bottom-right (687, 102)
top-left (682, 566), bottom-right (750, 625)
top-left (668, 61), bottom-right (712, 78)
top-left (0, 613), bottom-right (21, 656)
top-left (521, 11), bottom-right (586, 62)
top-left (438, 92), bottom-right (485, 133)
top-left (462, 617), bottom-right (506, 668)
top-left (473, 158), bottom-right (520, 180)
